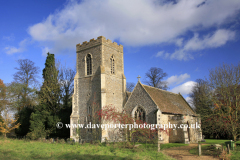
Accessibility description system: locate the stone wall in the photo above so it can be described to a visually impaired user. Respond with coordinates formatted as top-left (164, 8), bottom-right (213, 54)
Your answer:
top-left (157, 111), bottom-right (169, 143)
top-left (168, 115), bottom-right (185, 143)
top-left (157, 114), bottom-right (202, 144)
top-left (182, 114), bottom-right (202, 143)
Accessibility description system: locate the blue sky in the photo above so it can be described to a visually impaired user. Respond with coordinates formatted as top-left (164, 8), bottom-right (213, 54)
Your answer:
top-left (1, 0), bottom-right (240, 103)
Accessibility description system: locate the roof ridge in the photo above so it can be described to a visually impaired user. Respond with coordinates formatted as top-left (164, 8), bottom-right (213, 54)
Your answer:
top-left (142, 84), bottom-right (178, 95)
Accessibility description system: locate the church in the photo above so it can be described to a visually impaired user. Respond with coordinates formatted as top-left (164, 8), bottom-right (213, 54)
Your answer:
top-left (70, 36), bottom-right (202, 144)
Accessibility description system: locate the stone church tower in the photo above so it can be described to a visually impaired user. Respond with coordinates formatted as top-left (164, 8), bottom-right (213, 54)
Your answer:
top-left (70, 36), bottom-right (126, 142)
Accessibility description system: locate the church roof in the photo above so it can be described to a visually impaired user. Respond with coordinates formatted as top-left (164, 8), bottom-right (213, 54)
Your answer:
top-left (141, 84), bottom-right (196, 116)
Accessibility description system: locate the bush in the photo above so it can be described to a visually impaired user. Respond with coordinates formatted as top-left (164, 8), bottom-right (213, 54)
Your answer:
top-left (15, 107), bottom-right (34, 137)
top-left (58, 139), bottom-right (66, 144)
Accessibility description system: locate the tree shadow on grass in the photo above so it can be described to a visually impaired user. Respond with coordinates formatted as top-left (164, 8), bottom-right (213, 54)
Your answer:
top-left (0, 150), bottom-right (16, 160)
top-left (57, 153), bottom-right (133, 160)
top-left (1, 149), bottom-right (47, 160)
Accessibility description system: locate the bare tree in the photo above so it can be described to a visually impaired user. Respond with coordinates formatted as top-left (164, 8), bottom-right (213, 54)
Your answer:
top-left (58, 63), bottom-right (76, 108)
top-left (208, 63), bottom-right (240, 142)
top-left (13, 59), bottom-right (40, 110)
top-left (144, 67), bottom-right (168, 90)
top-left (126, 82), bottom-right (135, 92)
top-left (13, 59), bottom-right (40, 87)
top-left (189, 79), bottom-right (214, 137)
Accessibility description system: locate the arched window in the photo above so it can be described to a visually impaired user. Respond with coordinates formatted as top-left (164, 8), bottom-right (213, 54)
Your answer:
top-left (86, 54), bottom-right (92, 75)
top-left (134, 107), bottom-right (146, 122)
top-left (110, 55), bottom-right (115, 74)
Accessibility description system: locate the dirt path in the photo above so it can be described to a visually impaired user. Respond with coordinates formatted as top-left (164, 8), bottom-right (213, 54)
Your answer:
top-left (162, 144), bottom-right (220, 160)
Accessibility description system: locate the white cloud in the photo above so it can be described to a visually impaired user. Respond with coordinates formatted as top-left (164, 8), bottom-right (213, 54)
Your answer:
top-left (4, 39), bottom-right (28, 55)
top-left (185, 96), bottom-right (194, 108)
top-left (185, 97), bottom-right (192, 103)
top-left (4, 46), bottom-right (22, 55)
top-left (175, 38), bottom-right (184, 47)
top-left (41, 47), bottom-right (50, 56)
top-left (2, 34), bottom-right (15, 41)
top-left (169, 49), bottom-right (194, 61)
top-left (167, 73), bottom-right (190, 86)
top-left (156, 29), bottom-right (236, 60)
top-left (194, 67), bottom-right (200, 72)
top-left (184, 29), bottom-right (235, 51)
top-left (25, 0), bottom-right (240, 55)
top-left (156, 51), bottom-right (164, 57)
top-left (170, 81), bottom-right (196, 95)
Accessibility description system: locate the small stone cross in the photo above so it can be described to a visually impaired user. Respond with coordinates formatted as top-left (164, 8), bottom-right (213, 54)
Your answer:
top-left (137, 75), bottom-right (141, 82)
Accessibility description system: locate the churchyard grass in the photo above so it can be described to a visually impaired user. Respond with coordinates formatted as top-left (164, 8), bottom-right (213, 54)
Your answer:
top-left (231, 146), bottom-right (240, 160)
top-left (134, 142), bottom-right (187, 150)
top-left (200, 139), bottom-right (240, 144)
top-left (190, 139), bottom-right (240, 159)
top-left (0, 137), bottom-right (177, 160)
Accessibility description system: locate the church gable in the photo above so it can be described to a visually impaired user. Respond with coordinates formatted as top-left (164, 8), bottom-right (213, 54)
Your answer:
top-left (124, 82), bottom-right (158, 124)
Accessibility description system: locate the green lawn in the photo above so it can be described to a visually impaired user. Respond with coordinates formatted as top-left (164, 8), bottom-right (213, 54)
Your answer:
top-left (156, 143), bottom-right (188, 150)
top-left (201, 139), bottom-right (240, 145)
top-left (0, 137), bottom-right (177, 160)
top-left (135, 142), bottom-right (188, 150)
top-left (231, 148), bottom-right (240, 160)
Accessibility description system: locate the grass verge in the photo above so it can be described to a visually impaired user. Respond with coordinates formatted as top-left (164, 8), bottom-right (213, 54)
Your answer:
top-left (201, 139), bottom-right (240, 145)
top-left (0, 137), bottom-right (177, 160)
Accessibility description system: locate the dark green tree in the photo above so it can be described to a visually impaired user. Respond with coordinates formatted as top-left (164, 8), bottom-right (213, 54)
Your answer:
top-left (28, 53), bottom-right (61, 139)
top-left (15, 107), bottom-right (34, 137)
top-left (189, 79), bottom-right (214, 138)
top-left (38, 53), bottom-right (61, 114)
top-left (27, 108), bottom-right (48, 139)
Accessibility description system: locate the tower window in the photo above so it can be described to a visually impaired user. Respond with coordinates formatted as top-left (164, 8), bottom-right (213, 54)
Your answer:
top-left (86, 54), bottom-right (92, 75)
top-left (110, 55), bottom-right (115, 74)
top-left (134, 107), bottom-right (146, 122)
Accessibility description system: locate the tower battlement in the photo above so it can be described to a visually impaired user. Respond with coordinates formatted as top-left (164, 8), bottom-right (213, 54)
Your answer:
top-left (76, 36), bottom-right (123, 52)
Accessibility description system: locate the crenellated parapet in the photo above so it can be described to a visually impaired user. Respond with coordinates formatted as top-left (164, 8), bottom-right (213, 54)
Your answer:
top-left (76, 36), bottom-right (123, 52)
